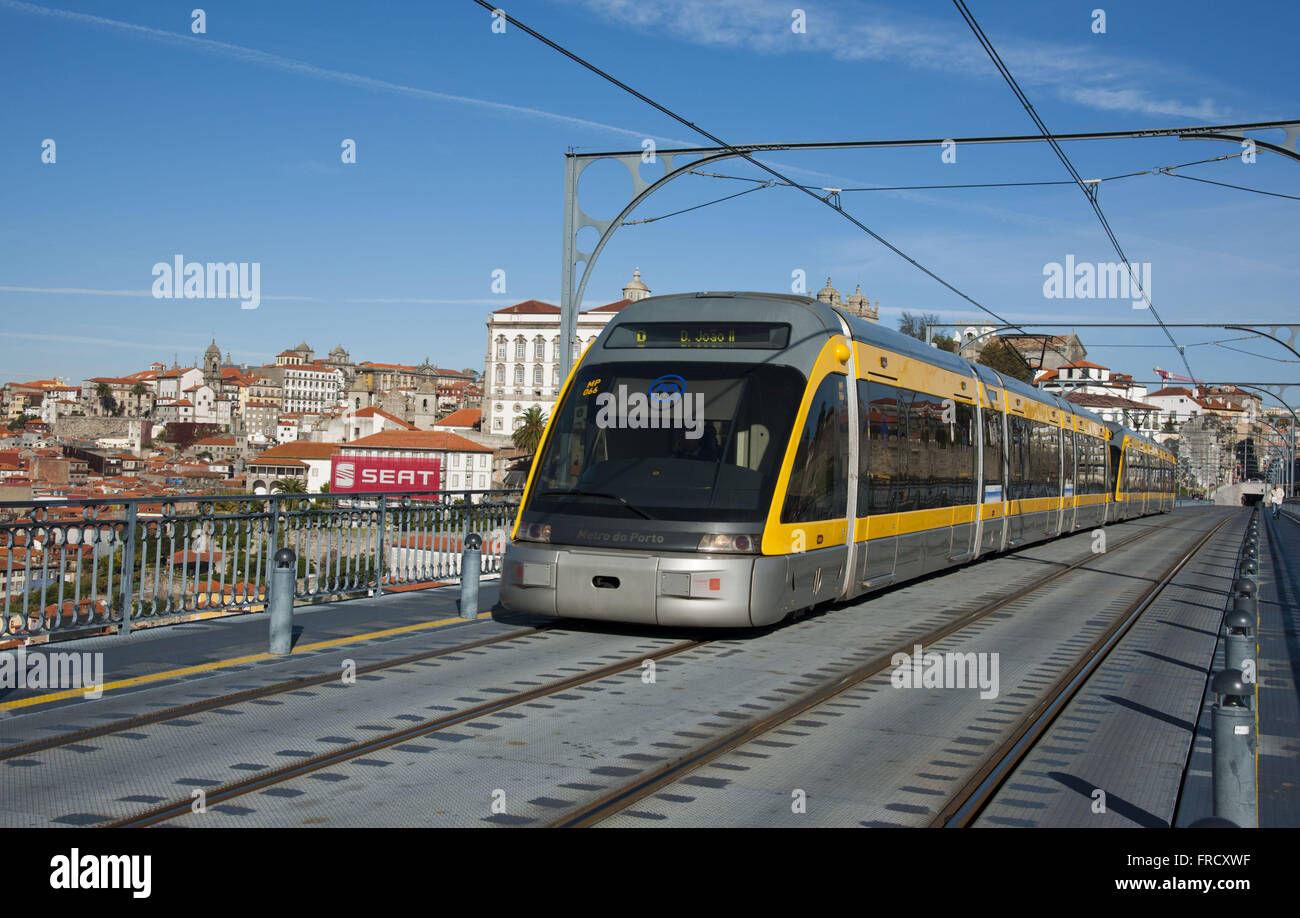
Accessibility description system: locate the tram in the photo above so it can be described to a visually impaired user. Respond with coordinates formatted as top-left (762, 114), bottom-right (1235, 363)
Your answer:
top-left (500, 292), bottom-right (1176, 627)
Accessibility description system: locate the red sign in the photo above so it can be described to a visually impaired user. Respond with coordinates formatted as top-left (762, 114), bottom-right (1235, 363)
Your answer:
top-left (330, 455), bottom-right (442, 493)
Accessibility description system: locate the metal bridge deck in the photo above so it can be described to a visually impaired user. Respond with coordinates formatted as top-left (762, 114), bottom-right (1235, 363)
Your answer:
top-left (1, 507), bottom-right (1294, 828)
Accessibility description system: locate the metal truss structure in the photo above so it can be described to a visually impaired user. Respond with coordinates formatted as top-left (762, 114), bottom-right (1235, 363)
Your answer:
top-left (558, 120), bottom-right (1300, 380)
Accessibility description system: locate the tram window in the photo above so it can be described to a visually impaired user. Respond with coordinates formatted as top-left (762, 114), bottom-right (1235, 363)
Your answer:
top-left (865, 382), bottom-right (904, 514)
top-left (905, 390), bottom-right (937, 511)
top-left (1062, 427), bottom-right (1075, 498)
top-left (781, 374), bottom-right (848, 523)
top-left (950, 401), bottom-right (975, 506)
top-left (1039, 421), bottom-right (1061, 498)
top-left (1079, 433), bottom-right (1106, 495)
top-left (1075, 433), bottom-right (1092, 494)
top-left (856, 380), bottom-right (872, 516)
top-left (1006, 415), bottom-right (1029, 501)
top-left (982, 402), bottom-right (1002, 494)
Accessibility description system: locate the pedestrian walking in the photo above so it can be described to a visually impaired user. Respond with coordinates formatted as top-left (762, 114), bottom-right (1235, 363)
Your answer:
top-left (1270, 483), bottom-right (1285, 519)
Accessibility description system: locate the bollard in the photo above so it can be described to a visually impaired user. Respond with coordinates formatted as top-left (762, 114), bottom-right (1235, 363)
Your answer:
top-left (459, 532), bottom-right (482, 620)
top-left (1210, 669), bottom-right (1257, 827)
top-left (1233, 578), bottom-right (1256, 599)
top-left (1224, 610), bottom-right (1255, 678)
top-left (1238, 558), bottom-right (1258, 578)
top-left (269, 547), bottom-right (295, 655)
top-left (1233, 591), bottom-right (1257, 620)
top-left (1243, 544), bottom-right (1257, 560)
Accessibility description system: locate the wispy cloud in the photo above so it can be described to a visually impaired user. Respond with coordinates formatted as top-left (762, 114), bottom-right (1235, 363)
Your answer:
top-left (0, 0), bottom-right (687, 144)
top-left (341, 297), bottom-right (515, 305)
top-left (0, 285), bottom-right (314, 301)
top-left (0, 331), bottom-right (216, 351)
top-left (553, 0), bottom-right (1231, 121)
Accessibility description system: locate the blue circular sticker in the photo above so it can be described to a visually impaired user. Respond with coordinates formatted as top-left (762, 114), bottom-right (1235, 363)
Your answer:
top-left (649, 374), bottom-right (685, 402)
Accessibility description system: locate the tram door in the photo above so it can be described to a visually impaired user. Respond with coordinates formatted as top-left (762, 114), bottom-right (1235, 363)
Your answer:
top-left (1108, 440), bottom-right (1123, 520)
top-left (1006, 413), bottom-right (1029, 546)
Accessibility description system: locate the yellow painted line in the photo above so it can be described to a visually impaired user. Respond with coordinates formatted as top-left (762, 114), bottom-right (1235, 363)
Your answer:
top-left (0, 611), bottom-right (495, 711)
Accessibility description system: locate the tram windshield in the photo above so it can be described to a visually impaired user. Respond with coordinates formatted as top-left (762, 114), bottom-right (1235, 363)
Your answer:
top-left (526, 361), bottom-right (806, 522)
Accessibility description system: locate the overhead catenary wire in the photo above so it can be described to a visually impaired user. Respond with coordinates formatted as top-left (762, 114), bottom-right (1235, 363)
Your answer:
top-left (468, 0), bottom-right (1043, 374)
top-left (624, 180), bottom-right (774, 225)
top-left (688, 153), bottom-right (1254, 196)
top-left (951, 0), bottom-right (1196, 382)
top-left (1157, 169), bottom-right (1300, 202)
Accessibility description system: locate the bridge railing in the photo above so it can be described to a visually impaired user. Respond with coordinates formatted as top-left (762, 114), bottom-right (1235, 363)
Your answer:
top-left (0, 489), bottom-right (522, 645)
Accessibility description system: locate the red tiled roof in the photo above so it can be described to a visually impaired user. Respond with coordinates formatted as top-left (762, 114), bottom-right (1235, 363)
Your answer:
top-left (1066, 392), bottom-right (1157, 411)
top-left (342, 430), bottom-right (493, 452)
top-left (250, 442), bottom-right (341, 462)
top-left (493, 299), bottom-right (559, 315)
top-left (582, 299), bottom-right (633, 313)
top-left (352, 406), bottom-right (416, 428)
top-left (1148, 387), bottom-right (1196, 398)
top-left (436, 408), bottom-right (482, 428)
top-left (357, 362), bottom-right (417, 371)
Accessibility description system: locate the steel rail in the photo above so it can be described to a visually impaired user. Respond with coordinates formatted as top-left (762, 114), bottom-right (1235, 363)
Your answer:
top-left (109, 637), bottom-right (709, 827)
top-left (0, 622), bottom-right (551, 762)
top-left (549, 513), bottom-right (1188, 828)
top-left (934, 512), bottom-right (1234, 827)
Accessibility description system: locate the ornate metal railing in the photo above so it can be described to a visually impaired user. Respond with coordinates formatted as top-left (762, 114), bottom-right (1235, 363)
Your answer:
top-left (0, 489), bottom-right (522, 645)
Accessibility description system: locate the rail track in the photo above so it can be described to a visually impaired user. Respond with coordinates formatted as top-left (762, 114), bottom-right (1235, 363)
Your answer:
top-left (0, 621), bottom-right (551, 762)
top-left (109, 637), bottom-right (708, 827)
top-left (548, 512), bottom-right (1230, 827)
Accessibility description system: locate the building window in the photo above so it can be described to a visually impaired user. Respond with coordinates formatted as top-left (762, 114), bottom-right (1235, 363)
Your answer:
top-left (496, 338), bottom-right (506, 360)
top-left (515, 338), bottom-right (526, 360)
top-left (495, 366), bottom-right (504, 385)
top-left (514, 366), bottom-right (524, 385)
top-left (535, 336), bottom-right (547, 361)
top-left (494, 418), bottom-right (502, 430)
top-left (533, 365), bottom-right (543, 385)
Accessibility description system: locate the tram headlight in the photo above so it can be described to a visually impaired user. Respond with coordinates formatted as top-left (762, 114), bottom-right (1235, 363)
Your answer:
top-left (697, 533), bottom-right (761, 553)
top-left (517, 522), bottom-right (552, 543)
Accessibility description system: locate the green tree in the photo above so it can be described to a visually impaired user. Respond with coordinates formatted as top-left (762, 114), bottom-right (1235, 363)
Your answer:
top-left (94, 382), bottom-right (117, 415)
top-left (898, 311), bottom-right (957, 352)
top-left (512, 407), bottom-right (548, 454)
top-left (976, 339), bottom-right (1033, 383)
top-left (130, 382), bottom-right (148, 414)
top-left (272, 477), bottom-right (307, 493)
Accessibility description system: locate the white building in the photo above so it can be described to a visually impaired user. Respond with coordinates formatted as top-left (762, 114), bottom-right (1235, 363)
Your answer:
top-left (281, 362), bottom-right (345, 414)
top-left (311, 406), bottom-right (416, 444)
top-left (155, 367), bottom-right (205, 402)
top-left (247, 441), bottom-right (341, 493)
top-left (1145, 386), bottom-right (1204, 426)
top-left (1035, 361), bottom-right (1148, 403)
top-left (340, 430), bottom-right (495, 492)
top-left (481, 269), bottom-right (652, 435)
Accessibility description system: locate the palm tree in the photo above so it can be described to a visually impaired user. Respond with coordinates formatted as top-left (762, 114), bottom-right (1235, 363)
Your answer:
top-left (512, 407), bottom-right (548, 454)
top-left (272, 477), bottom-right (307, 494)
top-left (130, 382), bottom-right (148, 415)
top-left (94, 382), bottom-right (116, 416)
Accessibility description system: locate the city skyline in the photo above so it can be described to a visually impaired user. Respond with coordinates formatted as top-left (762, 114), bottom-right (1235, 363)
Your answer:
top-left (1, 0), bottom-right (1297, 387)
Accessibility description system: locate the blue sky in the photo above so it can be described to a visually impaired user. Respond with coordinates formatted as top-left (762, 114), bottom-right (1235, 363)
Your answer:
top-left (1, 0), bottom-right (1297, 390)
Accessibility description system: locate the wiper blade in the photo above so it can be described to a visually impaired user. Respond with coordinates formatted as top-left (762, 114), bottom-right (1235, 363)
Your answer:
top-left (540, 489), bottom-right (654, 520)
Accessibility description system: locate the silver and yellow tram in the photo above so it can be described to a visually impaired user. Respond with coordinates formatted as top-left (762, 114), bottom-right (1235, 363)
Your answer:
top-left (501, 292), bottom-right (1175, 628)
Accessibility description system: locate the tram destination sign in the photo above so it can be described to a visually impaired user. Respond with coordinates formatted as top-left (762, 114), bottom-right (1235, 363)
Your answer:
top-left (330, 455), bottom-right (442, 493)
top-left (606, 322), bottom-right (790, 350)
